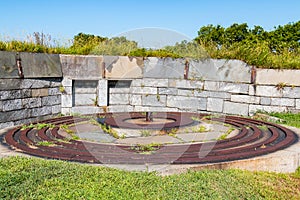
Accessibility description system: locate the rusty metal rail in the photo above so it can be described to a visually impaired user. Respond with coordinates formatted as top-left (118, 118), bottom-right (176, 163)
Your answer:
top-left (2, 113), bottom-right (298, 165)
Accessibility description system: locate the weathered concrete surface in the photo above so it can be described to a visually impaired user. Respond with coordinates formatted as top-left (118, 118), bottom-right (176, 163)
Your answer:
top-left (204, 81), bottom-right (249, 94)
top-left (189, 59), bottom-right (252, 83)
top-left (144, 57), bottom-right (185, 79)
top-left (98, 80), bottom-right (108, 106)
top-left (167, 96), bottom-right (204, 111)
top-left (224, 101), bottom-right (249, 116)
top-left (71, 106), bottom-right (104, 115)
top-left (109, 94), bottom-right (130, 105)
top-left (271, 98), bottom-right (295, 107)
top-left (249, 105), bottom-right (287, 115)
top-left (282, 87), bottom-right (300, 98)
top-left (60, 54), bottom-right (102, 79)
top-left (158, 88), bottom-right (178, 95)
top-left (21, 52), bottom-right (62, 78)
top-left (130, 87), bottom-right (157, 95)
top-left (0, 51), bottom-right (19, 78)
top-left (104, 56), bottom-right (143, 79)
top-left (116, 135), bottom-right (181, 145)
top-left (142, 94), bottom-right (167, 107)
top-left (0, 126), bottom-right (30, 158)
top-left (256, 69), bottom-right (300, 86)
top-left (74, 94), bottom-right (96, 106)
top-left (141, 78), bottom-right (169, 87)
top-left (296, 99), bottom-right (300, 109)
top-left (255, 85), bottom-right (283, 97)
top-left (73, 80), bottom-right (98, 106)
top-left (130, 94), bottom-right (142, 106)
top-left (260, 97), bottom-right (271, 105)
top-left (231, 95), bottom-right (260, 104)
top-left (207, 98), bottom-right (223, 113)
top-left (169, 79), bottom-right (204, 89)
top-left (107, 105), bottom-right (134, 112)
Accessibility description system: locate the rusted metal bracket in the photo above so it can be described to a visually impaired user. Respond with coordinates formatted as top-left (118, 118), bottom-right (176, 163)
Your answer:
top-left (251, 66), bottom-right (257, 94)
top-left (251, 66), bottom-right (256, 84)
top-left (101, 62), bottom-right (106, 78)
top-left (184, 59), bottom-right (189, 79)
top-left (16, 53), bottom-right (24, 78)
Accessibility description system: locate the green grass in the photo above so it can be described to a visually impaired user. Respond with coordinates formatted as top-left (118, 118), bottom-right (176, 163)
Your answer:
top-left (269, 112), bottom-right (300, 128)
top-left (218, 127), bottom-right (235, 140)
top-left (21, 123), bottom-right (55, 130)
top-left (140, 129), bottom-right (152, 137)
top-left (36, 141), bottom-right (55, 146)
top-left (0, 156), bottom-right (299, 199)
top-left (99, 124), bottom-right (120, 139)
top-left (191, 125), bottom-right (209, 133)
top-left (130, 143), bottom-right (161, 153)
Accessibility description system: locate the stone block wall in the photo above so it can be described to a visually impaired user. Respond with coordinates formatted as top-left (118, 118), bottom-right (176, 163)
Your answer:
top-left (0, 78), bottom-right (62, 129)
top-left (1, 51), bottom-right (300, 129)
top-left (107, 78), bottom-right (300, 115)
top-left (0, 51), bottom-right (62, 128)
top-left (59, 55), bottom-right (300, 115)
top-left (103, 58), bottom-right (300, 115)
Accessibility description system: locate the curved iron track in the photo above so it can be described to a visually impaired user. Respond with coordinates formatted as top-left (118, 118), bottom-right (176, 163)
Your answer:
top-left (2, 113), bottom-right (298, 164)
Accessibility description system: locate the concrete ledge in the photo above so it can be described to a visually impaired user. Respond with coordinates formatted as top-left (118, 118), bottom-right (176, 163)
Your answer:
top-left (21, 52), bottom-right (62, 78)
top-left (60, 54), bottom-right (103, 79)
top-left (0, 51), bottom-right (19, 78)
top-left (144, 57), bottom-right (185, 79)
top-left (189, 59), bottom-right (251, 83)
top-left (104, 56), bottom-right (143, 79)
top-left (256, 69), bottom-right (300, 86)
top-left (71, 106), bottom-right (104, 115)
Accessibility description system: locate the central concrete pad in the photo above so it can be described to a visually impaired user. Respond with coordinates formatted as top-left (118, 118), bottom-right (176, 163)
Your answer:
top-left (70, 123), bottom-right (115, 143)
top-left (57, 119), bottom-right (237, 146)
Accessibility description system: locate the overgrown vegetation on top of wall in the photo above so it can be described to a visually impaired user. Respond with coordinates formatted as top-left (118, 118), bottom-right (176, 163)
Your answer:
top-left (0, 21), bottom-right (299, 69)
top-left (194, 21), bottom-right (300, 69)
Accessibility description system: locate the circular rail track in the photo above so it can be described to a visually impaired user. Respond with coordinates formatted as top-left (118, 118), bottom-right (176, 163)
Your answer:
top-left (2, 112), bottom-right (298, 164)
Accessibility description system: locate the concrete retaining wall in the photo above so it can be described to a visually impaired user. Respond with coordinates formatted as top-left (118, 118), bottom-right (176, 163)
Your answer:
top-left (1, 51), bottom-right (299, 128)
top-left (60, 55), bottom-right (300, 115)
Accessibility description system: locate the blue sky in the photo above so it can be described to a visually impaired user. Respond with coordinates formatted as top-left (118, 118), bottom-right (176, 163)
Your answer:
top-left (1, 0), bottom-right (299, 46)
